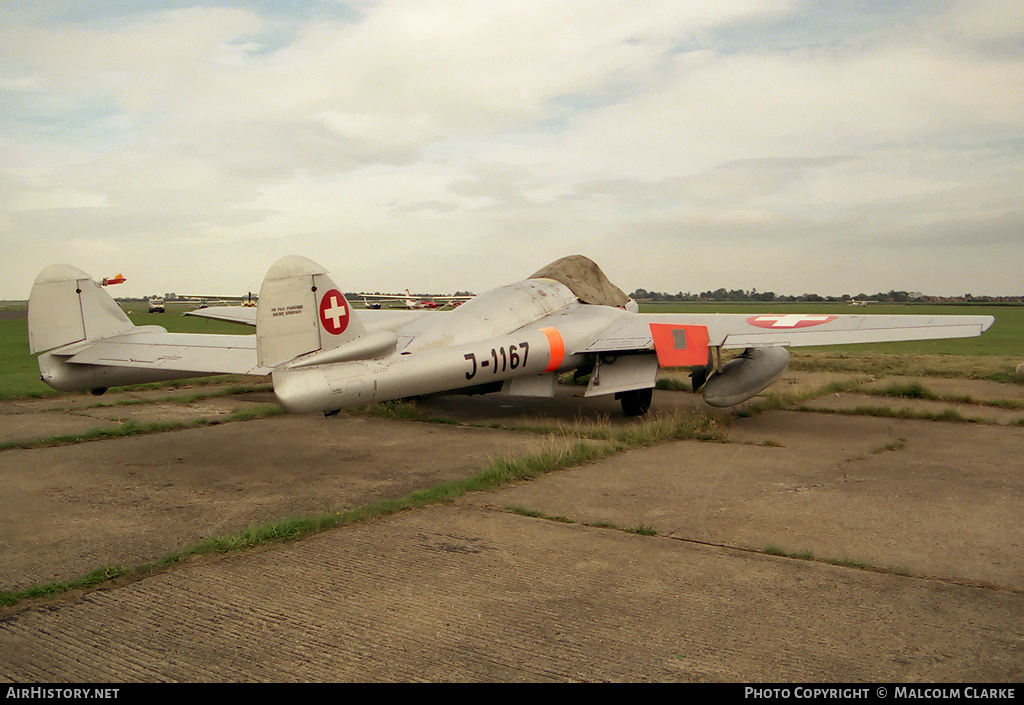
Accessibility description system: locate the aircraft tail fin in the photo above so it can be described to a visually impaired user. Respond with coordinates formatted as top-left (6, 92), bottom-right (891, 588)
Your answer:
top-left (28, 264), bottom-right (135, 354)
top-left (257, 255), bottom-right (395, 369)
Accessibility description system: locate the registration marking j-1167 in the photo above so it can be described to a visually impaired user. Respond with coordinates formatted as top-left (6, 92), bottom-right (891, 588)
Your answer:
top-left (464, 341), bottom-right (530, 379)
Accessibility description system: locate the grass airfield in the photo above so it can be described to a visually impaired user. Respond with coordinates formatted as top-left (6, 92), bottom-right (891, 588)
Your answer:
top-left (0, 299), bottom-right (1021, 681)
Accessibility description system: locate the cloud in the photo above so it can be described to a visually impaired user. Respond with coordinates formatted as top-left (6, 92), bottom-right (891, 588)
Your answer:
top-left (1, 1), bottom-right (1021, 299)
top-left (937, 0), bottom-right (1024, 43)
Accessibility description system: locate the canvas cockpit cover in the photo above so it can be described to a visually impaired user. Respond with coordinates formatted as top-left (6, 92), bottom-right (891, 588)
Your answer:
top-left (529, 255), bottom-right (631, 308)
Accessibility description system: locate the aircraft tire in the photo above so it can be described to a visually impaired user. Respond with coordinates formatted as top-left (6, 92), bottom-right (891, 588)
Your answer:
top-left (619, 387), bottom-right (652, 416)
top-left (690, 365), bottom-right (708, 392)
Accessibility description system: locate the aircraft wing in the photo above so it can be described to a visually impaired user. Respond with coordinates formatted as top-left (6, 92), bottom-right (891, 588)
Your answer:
top-left (426, 294), bottom-right (474, 303)
top-left (576, 312), bottom-right (995, 356)
top-left (184, 306), bottom-right (258, 326)
top-left (60, 331), bottom-right (268, 375)
top-left (357, 293), bottom-right (471, 300)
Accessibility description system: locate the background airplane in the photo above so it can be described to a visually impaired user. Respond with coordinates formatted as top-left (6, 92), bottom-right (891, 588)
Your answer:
top-left (27, 256), bottom-right (994, 416)
top-left (358, 289), bottom-right (473, 310)
top-left (100, 273), bottom-right (126, 286)
top-left (174, 292), bottom-right (258, 308)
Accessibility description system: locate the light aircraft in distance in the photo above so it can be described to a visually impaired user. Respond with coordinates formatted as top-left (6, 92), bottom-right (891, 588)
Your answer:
top-left (176, 292), bottom-right (258, 308)
top-left (100, 273), bottom-right (126, 286)
top-left (27, 255), bottom-right (994, 416)
top-left (359, 289), bottom-right (473, 310)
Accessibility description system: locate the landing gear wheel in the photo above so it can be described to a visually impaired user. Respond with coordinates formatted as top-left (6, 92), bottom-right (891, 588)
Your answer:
top-left (618, 387), bottom-right (653, 417)
top-left (323, 409), bottom-right (341, 417)
top-left (689, 365), bottom-right (708, 392)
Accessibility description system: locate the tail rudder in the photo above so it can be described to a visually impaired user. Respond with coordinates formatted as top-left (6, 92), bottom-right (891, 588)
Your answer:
top-left (28, 264), bottom-right (134, 354)
top-left (256, 255), bottom-right (375, 368)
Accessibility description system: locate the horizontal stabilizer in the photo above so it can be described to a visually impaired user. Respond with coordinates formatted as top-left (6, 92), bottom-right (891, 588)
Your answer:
top-left (63, 330), bottom-right (267, 375)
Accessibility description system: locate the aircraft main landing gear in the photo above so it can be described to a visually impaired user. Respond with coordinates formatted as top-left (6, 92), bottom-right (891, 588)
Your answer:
top-left (616, 387), bottom-right (652, 417)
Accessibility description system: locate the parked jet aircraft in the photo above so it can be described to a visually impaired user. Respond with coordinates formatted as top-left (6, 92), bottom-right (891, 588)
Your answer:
top-left (28, 256), bottom-right (994, 416)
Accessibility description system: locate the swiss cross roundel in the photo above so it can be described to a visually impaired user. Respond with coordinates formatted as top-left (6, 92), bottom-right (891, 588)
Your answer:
top-left (746, 314), bottom-right (837, 329)
top-left (319, 289), bottom-right (350, 335)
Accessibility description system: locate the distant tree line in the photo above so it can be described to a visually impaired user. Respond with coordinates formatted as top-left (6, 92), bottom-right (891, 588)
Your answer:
top-left (629, 288), bottom-right (1023, 304)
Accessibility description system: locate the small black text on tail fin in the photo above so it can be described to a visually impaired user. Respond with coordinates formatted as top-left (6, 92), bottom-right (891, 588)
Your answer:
top-left (256, 255), bottom-right (371, 368)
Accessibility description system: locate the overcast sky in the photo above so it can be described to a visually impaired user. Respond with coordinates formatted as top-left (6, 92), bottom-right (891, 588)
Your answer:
top-left (2, 0), bottom-right (1022, 300)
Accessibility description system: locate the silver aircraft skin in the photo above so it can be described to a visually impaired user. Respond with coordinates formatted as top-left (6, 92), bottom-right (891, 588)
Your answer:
top-left (27, 255), bottom-right (995, 416)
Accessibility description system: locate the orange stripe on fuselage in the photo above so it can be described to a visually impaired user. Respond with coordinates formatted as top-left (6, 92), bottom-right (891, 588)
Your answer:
top-left (540, 327), bottom-right (565, 373)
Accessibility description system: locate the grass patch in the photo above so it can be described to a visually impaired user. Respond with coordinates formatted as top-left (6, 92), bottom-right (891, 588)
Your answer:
top-left (862, 382), bottom-right (1024, 411)
top-left (223, 405), bottom-right (287, 422)
top-left (350, 399), bottom-right (459, 424)
top-left (505, 505), bottom-right (545, 518)
top-left (763, 545), bottom-right (814, 560)
top-left (873, 438), bottom-right (907, 453)
top-left (520, 410), bottom-right (727, 447)
top-left (505, 506), bottom-right (653, 534)
top-left (0, 404), bottom-right (284, 451)
top-left (626, 525), bottom-right (658, 536)
top-left (0, 566), bottom-right (128, 606)
top-left (733, 378), bottom-right (873, 418)
top-left (796, 405), bottom-right (976, 424)
top-left (880, 382), bottom-right (936, 399)
top-left (789, 351), bottom-right (1024, 385)
top-left (655, 376), bottom-right (693, 392)
top-left (827, 557), bottom-right (874, 570)
top-left (757, 543), bottom-right (919, 576)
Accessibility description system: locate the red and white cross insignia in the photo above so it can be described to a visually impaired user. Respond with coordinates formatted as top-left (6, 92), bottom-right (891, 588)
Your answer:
top-left (319, 289), bottom-right (349, 335)
top-left (746, 314), bottom-right (837, 329)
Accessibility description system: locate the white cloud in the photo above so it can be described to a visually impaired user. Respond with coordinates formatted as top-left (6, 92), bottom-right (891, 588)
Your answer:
top-left (1, 1), bottom-right (1021, 298)
top-left (5, 187), bottom-right (109, 211)
top-left (563, 41), bottom-right (1024, 178)
top-left (938, 0), bottom-right (1024, 42)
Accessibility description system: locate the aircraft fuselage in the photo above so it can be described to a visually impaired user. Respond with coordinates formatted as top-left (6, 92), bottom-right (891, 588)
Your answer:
top-left (272, 279), bottom-right (622, 414)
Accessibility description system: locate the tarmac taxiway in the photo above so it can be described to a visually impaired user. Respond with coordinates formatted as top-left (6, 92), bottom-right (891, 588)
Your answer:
top-left (0, 373), bottom-right (1021, 681)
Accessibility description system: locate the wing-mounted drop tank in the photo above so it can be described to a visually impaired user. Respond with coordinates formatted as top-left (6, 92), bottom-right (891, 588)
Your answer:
top-left (701, 346), bottom-right (790, 408)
